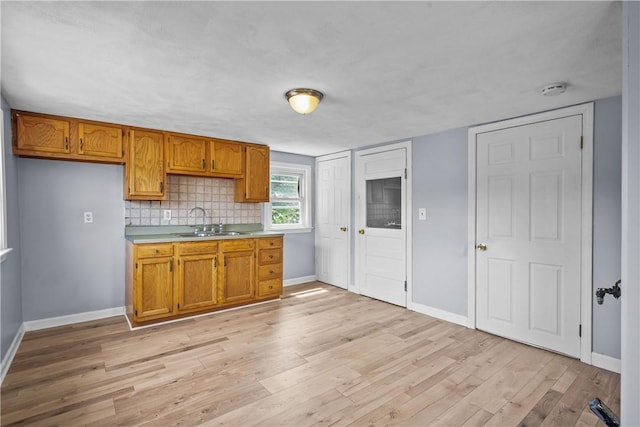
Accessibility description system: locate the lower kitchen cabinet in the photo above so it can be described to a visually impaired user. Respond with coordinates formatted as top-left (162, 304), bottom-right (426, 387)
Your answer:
top-left (129, 243), bottom-right (175, 322)
top-left (176, 242), bottom-right (218, 313)
top-left (220, 240), bottom-right (256, 304)
top-left (126, 236), bottom-right (281, 327)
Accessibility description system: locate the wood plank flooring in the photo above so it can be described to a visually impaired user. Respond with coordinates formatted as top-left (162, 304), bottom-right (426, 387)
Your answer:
top-left (1, 282), bottom-right (620, 426)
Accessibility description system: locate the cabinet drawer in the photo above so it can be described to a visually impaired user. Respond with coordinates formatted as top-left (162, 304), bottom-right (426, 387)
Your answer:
top-left (258, 263), bottom-right (282, 280)
top-left (257, 237), bottom-right (283, 249)
top-left (179, 241), bottom-right (218, 255)
top-left (220, 239), bottom-right (255, 251)
top-left (137, 243), bottom-right (174, 258)
top-left (258, 279), bottom-right (282, 297)
top-left (258, 248), bottom-right (282, 264)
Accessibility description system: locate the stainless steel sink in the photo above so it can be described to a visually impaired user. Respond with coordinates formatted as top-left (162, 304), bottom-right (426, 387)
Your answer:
top-left (176, 231), bottom-right (244, 238)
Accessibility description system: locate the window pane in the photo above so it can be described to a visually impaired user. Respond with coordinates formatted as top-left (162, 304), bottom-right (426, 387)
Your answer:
top-left (366, 177), bottom-right (402, 228)
top-left (272, 201), bottom-right (301, 225)
top-left (271, 174), bottom-right (300, 198)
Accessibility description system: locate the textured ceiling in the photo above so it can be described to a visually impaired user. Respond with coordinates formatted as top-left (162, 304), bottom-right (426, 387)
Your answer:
top-left (1, 1), bottom-right (622, 157)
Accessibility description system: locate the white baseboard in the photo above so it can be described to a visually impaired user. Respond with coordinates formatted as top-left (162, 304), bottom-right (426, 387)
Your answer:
top-left (408, 302), bottom-right (471, 328)
top-left (23, 307), bottom-right (125, 332)
top-left (283, 275), bottom-right (317, 287)
top-left (1, 323), bottom-right (25, 385)
top-left (591, 352), bottom-right (621, 373)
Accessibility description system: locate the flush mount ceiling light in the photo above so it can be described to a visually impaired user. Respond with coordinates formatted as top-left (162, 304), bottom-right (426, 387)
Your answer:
top-left (541, 82), bottom-right (568, 96)
top-left (285, 88), bottom-right (324, 114)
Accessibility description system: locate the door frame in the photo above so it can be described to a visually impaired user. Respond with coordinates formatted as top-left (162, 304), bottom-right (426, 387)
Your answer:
top-left (353, 141), bottom-right (413, 305)
top-left (467, 103), bottom-right (594, 364)
top-left (315, 150), bottom-right (352, 289)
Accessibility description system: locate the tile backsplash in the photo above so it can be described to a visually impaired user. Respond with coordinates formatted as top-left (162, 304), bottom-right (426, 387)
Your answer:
top-left (125, 175), bottom-right (262, 226)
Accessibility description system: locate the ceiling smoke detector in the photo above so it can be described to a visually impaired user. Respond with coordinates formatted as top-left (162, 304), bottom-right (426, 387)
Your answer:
top-left (541, 82), bottom-right (568, 96)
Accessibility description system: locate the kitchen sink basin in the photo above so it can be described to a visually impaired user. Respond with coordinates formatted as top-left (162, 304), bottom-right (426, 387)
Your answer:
top-left (176, 231), bottom-right (244, 238)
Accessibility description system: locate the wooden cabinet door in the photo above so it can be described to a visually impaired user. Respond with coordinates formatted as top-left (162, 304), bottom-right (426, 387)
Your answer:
top-left (221, 250), bottom-right (255, 303)
top-left (126, 130), bottom-right (166, 199)
top-left (135, 256), bottom-right (174, 320)
top-left (16, 113), bottom-right (70, 154)
top-left (78, 122), bottom-right (124, 160)
top-left (176, 254), bottom-right (218, 312)
top-left (167, 134), bottom-right (207, 173)
top-left (235, 145), bottom-right (270, 202)
top-left (210, 140), bottom-right (243, 176)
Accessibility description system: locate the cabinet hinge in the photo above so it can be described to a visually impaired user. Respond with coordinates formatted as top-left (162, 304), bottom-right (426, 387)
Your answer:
top-left (404, 280), bottom-right (407, 291)
top-left (580, 136), bottom-right (583, 150)
top-left (579, 324), bottom-right (582, 337)
top-left (135, 310), bottom-right (138, 316)
top-left (135, 262), bottom-right (138, 269)
top-left (177, 303), bottom-right (180, 309)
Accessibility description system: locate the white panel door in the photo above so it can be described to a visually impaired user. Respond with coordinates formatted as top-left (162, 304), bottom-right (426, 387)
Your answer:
top-left (475, 115), bottom-right (583, 357)
top-left (316, 153), bottom-right (351, 288)
top-left (355, 148), bottom-right (407, 307)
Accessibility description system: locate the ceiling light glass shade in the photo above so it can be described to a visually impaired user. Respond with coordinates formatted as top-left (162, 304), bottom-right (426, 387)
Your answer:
top-left (285, 88), bottom-right (323, 114)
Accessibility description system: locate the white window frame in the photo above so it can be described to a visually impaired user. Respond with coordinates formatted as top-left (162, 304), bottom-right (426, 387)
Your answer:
top-left (0, 106), bottom-right (12, 262)
top-left (263, 162), bottom-right (312, 233)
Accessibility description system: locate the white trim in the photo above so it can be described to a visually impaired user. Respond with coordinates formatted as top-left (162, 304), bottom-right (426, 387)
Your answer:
top-left (467, 102), bottom-right (594, 364)
top-left (315, 150), bottom-right (352, 291)
top-left (409, 302), bottom-right (471, 328)
top-left (591, 352), bottom-right (621, 374)
top-left (23, 307), bottom-right (125, 332)
top-left (279, 228), bottom-right (313, 234)
top-left (0, 247), bottom-right (13, 263)
top-left (354, 141), bottom-right (412, 306)
top-left (284, 275), bottom-right (317, 286)
top-left (126, 299), bottom-right (279, 330)
top-left (1, 323), bottom-right (25, 385)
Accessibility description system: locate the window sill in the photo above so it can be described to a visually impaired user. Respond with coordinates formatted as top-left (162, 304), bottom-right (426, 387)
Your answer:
top-left (0, 248), bottom-right (14, 263)
top-left (266, 228), bottom-right (313, 234)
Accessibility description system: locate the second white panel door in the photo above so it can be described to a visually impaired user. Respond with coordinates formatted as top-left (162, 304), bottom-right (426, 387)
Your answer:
top-left (355, 147), bottom-right (407, 307)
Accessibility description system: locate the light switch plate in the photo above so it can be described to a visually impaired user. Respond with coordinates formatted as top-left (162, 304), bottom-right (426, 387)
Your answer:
top-left (418, 208), bottom-right (426, 220)
top-left (163, 210), bottom-right (172, 221)
top-left (84, 211), bottom-right (93, 224)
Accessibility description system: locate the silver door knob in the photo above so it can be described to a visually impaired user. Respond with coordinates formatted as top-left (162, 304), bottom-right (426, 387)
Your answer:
top-left (476, 243), bottom-right (487, 251)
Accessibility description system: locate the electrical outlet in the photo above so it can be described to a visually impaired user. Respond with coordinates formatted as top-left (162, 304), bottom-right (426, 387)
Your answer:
top-left (163, 210), bottom-right (172, 221)
top-left (418, 208), bottom-right (426, 220)
top-left (84, 211), bottom-right (93, 224)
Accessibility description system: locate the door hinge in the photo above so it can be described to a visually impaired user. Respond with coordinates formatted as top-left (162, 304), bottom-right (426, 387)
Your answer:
top-left (579, 324), bottom-right (582, 337)
top-left (404, 168), bottom-right (407, 179)
top-left (580, 136), bottom-right (583, 150)
top-left (404, 280), bottom-right (407, 291)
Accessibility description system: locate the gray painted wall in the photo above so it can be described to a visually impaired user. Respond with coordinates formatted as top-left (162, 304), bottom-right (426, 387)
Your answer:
top-left (18, 159), bottom-right (125, 320)
top-left (411, 128), bottom-right (468, 315)
top-left (592, 96), bottom-right (622, 358)
top-left (270, 150), bottom-right (316, 281)
top-left (408, 96), bottom-right (622, 358)
top-left (1, 97), bottom-right (23, 361)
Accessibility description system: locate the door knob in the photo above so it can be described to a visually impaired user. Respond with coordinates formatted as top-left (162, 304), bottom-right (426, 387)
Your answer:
top-left (476, 243), bottom-right (487, 251)
top-left (358, 229), bottom-right (365, 235)
top-left (340, 227), bottom-right (348, 232)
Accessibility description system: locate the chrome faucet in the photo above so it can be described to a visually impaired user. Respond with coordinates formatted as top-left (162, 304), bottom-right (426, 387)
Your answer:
top-left (188, 207), bottom-right (208, 231)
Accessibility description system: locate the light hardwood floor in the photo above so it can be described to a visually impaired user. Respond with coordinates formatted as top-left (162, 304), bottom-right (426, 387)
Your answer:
top-left (1, 282), bottom-right (619, 426)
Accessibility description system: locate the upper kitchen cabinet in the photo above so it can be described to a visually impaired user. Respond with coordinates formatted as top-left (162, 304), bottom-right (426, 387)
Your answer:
top-left (12, 110), bottom-right (125, 164)
top-left (125, 129), bottom-right (166, 200)
top-left (166, 134), bottom-right (244, 178)
top-left (235, 144), bottom-right (270, 203)
top-left (210, 139), bottom-right (243, 177)
top-left (77, 122), bottom-right (124, 160)
top-left (166, 133), bottom-right (208, 174)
